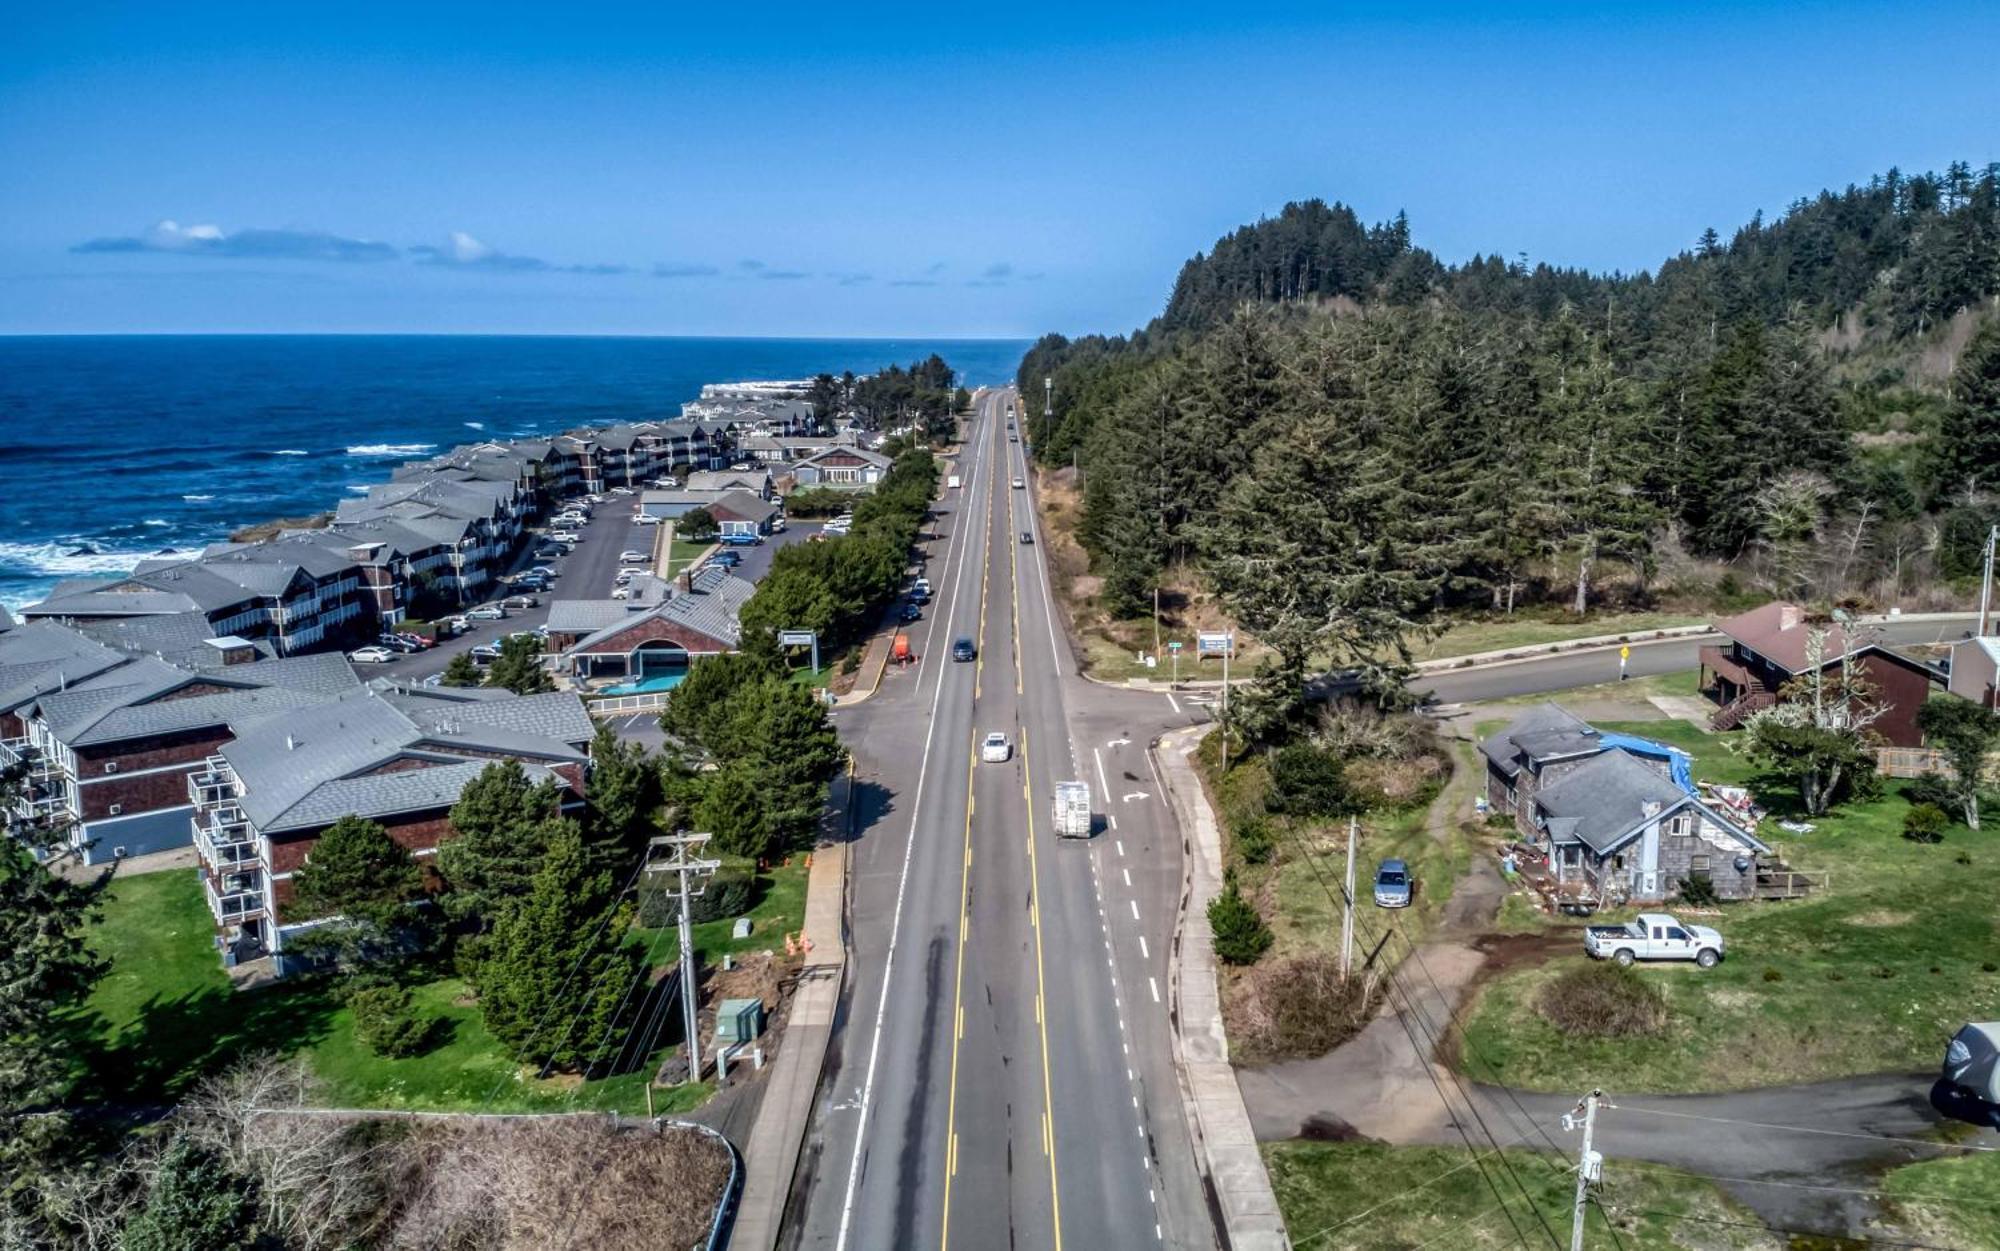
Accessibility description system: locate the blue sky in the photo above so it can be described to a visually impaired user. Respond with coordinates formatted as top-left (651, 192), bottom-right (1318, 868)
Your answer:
top-left (2, 1), bottom-right (1996, 339)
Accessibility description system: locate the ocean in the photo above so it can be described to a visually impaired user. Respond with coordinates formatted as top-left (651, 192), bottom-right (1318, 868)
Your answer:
top-left (0, 335), bottom-right (1030, 611)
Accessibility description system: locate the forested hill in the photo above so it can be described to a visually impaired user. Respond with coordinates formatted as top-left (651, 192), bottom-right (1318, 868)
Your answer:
top-left (1151, 163), bottom-right (2000, 342)
top-left (1016, 163), bottom-right (2000, 702)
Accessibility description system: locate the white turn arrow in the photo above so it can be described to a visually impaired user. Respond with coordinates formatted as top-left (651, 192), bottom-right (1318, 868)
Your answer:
top-left (1122, 791), bottom-right (1150, 803)
top-left (1107, 737), bottom-right (1132, 747)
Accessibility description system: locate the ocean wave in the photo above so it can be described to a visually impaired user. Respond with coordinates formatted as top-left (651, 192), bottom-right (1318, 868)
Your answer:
top-left (347, 484), bottom-right (374, 493)
top-left (143, 519), bottom-right (170, 527)
top-left (464, 421), bottom-right (485, 430)
top-left (182, 494), bottom-right (215, 501)
top-left (346, 443), bottom-right (435, 457)
top-left (0, 540), bottom-right (197, 580)
top-left (271, 449), bottom-right (310, 456)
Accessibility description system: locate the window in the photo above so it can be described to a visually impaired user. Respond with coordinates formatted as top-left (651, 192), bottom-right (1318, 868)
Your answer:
top-left (1666, 927), bottom-right (1689, 941)
top-left (1690, 854), bottom-right (1711, 872)
top-left (108, 803), bottom-right (123, 816)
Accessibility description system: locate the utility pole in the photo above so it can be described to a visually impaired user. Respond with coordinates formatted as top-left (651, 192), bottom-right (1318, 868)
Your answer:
top-left (644, 831), bottom-right (719, 1085)
top-left (1979, 523), bottom-right (1998, 638)
top-left (1340, 815), bottom-right (1357, 980)
top-left (1219, 635), bottom-right (1231, 751)
top-left (1563, 1089), bottom-right (1605, 1251)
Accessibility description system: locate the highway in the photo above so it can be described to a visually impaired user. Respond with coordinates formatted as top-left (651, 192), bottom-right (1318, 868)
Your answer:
top-left (796, 388), bottom-right (1213, 1250)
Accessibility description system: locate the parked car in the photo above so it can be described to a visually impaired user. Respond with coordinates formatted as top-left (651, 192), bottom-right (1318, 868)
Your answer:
top-left (1585, 913), bottom-right (1725, 967)
top-left (709, 551), bottom-right (742, 568)
top-left (529, 565), bottom-right (557, 578)
top-left (720, 532), bottom-right (762, 546)
top-left (633, 513), bottom-right (663, 526)
top-left (952, 637), bottom-right (976, 662)
top-left (771, 516), bottom-right (788, 533)
top-left (504, 594), bottom-right (538, 610)
top-left (470, 643), bottom-right (503, 663)
top-left (585, 494), bottom-right (605, 504)
top-left (611, 585), bottom-right (633, 600)
top-left (514, 577), bottom-right (550, 594)
top-left (348, 645), bottom-right (396, 663)
top-left (548, 530), bottom-right (582, 544)
top-left (443, 615), bottom-right (472, 633)
top-left (394, 632), bottom-right (435, 650)
top-left (901, 602), bottom-right (923, 623)
top-left (466, 604), bottom-right (507, 621)
top-left (619, 550), bottom-right (649, 563)
top-left (980, 731), bottom-right (1012, 763)
top-left (610, 486), bottom-right (635, 496)
top-left (1373, 859), bottom-right (1412, 908)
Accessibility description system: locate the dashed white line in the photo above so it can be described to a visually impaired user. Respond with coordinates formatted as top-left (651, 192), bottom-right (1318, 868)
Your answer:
top-left (1166, 690), bottom-right (1180, 714)
top-left (1138, 936), bottom-right (1149, 959)
top-left (1148, 976), bottom-right (1160, 1003)
top-left (1129, 899), bottom-right (1140, 921)
top-left (1116, 839), bottom-right (1125, 857)
top-left (1122, 867), bottom-right (1132, 887)
top-left (1091, 746), bottom-right (1110, 805)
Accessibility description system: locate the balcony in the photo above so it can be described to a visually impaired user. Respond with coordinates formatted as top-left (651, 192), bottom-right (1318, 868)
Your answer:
top-left (0, 736), bottom-right (61, 782)
top-left (202, 873), bottom-right (266, 925)
top-left (192, 802), bottom-right (258, 871)
top-left (188, 756), bottom-right (239, 808)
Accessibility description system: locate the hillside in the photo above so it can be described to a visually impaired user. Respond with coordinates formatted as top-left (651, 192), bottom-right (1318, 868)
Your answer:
top-left (1017, 163), bottom-right (2000, 691)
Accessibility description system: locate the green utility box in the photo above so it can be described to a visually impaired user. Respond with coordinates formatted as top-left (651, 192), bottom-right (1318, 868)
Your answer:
top-left (716, 997), bottom-right (766, 1043)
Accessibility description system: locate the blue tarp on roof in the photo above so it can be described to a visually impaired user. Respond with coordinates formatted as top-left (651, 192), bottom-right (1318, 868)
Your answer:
top-left (1596, 732), bottom-right (1695, 794)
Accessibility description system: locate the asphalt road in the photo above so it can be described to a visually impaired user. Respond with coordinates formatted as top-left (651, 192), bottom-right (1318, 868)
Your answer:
top-left (795, 389), bottom-right (1213, 1250)
top-left (1414, 613), bottom-right (1982, 705)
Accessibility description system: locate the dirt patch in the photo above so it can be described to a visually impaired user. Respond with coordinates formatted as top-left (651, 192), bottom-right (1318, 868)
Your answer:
top-left (1296, 1113), bottom-right (1372, 1142)
top-left (1467, 930), bottom-right (1574, 982)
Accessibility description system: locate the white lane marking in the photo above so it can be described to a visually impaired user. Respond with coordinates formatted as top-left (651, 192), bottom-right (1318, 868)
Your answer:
top-left (1138, 935), bottom-right (1149, 959)
top-left (1149, 976), bottom-right (1160, 1003)
top-left (1116, 840), bottom-right (1125, 857)
top-left (834, 413), bottom-right (992, 1251)
top-left (1165, 690), bottom-right (1180, 714)
top-left (1092, 746), bottom-right (1109, 804)
top-left (1129, 899), bottom-right (1140, 921)
top-left (1122, 867), bottom-right (1132, 888)
top-left (1108, 813), bottom-right (1119, 831)
top-left (1121, 791), bottom-right (1149, 802)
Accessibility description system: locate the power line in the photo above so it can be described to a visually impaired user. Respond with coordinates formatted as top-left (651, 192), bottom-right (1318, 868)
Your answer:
top-left (1609, 1157), bottom-right (2000, 1211)
top-left (1291, 1146), bottom-right (1534, 1247)
top-left (1275, 818), bottom-right (1558, 1249)
top-left (1613, 1203), bottom-right (1958, 1251)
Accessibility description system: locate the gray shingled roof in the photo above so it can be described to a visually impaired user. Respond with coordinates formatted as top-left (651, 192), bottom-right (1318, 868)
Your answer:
top-left (269, 759), bottom-right (562, 833)
top-left (1480, 703), bottom-right (1599, 777)
top-left (547, 599), bottom-right (652, 634)
top-left (74, 685), bottom-right (330, 746)
top-left (391, 689), bottom-right (594, 747)
top-left (561, 567), bottom-right (753, 654)
top-left (1534, 750), bottom-right (1690, 853)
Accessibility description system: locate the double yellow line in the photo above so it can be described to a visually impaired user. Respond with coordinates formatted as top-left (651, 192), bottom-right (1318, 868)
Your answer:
top-left (939, 393), bottom-right (1063, 1250)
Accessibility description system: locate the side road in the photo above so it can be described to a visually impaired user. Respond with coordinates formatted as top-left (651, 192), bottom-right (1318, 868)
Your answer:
top-left (1153, 723), bottom-right (1290, 1251)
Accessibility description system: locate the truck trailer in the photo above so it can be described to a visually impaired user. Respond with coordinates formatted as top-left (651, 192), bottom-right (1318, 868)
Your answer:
top-left (1052, 781), bottom-right (1092, 838)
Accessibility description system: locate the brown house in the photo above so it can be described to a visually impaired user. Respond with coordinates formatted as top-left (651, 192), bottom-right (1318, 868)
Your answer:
top-left (1698, 603), bottom-right (1936, 745)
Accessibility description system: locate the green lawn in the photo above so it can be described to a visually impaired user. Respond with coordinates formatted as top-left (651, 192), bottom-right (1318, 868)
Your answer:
top-left (1459, 716), bottom-right (2000, 1092)
top-left (1264, 1140), bottom-right (1774, 1250)
top-left (628, 855), bottom-right (810, 966)
top-left (66, 870), bottom-right (712, 1114)
top-left (664, 538), bottom-right (711, 579)
top-left (1483, 669), bottom-right (1702, 708)
top-left (1878, 1150), bottom-right (2000, 1248)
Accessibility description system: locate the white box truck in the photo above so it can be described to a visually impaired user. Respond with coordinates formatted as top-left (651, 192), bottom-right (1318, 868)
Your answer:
top-left (1052, 781), bottom-right (1092, 838)
top-left (947, 473), bottom-right (962, 489)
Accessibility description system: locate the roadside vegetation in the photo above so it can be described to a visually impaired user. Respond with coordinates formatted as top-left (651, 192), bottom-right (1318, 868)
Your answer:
top-left (1460, 715), bottom-right (2000, 1092)
top-left (1263, 1140), bottom-right (1779, 1251)
top-left (1193, 704), bottom-right (1465, 1063)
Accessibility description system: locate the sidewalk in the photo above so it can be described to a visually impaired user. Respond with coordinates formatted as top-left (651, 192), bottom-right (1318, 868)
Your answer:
top-left (730, 767), bottom-right (851, 1251)
top-left (1153, 724), bottom-right (1290, 1251)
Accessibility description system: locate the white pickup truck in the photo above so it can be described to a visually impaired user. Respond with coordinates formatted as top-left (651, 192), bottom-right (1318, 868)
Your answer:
top-left (1584, 912), bottom-right (1725, 968)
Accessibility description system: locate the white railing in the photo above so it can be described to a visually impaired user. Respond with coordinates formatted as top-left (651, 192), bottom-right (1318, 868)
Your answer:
top-left (202, 874), bottom-right (265, 924)
top-left (586, 690), bottom-right (671, 716)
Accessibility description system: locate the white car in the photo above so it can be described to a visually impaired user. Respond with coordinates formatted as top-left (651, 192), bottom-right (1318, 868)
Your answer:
top-left (552, 513), bottom-right (588, 528)
top-left (633, 513), bottom-right (663, 526)
top-left (548, 531), bottom-right (581, 544)
top-left (465, 604), bottom-right (507, 621)
top-left (1012, 477), bottom-right (1025, 489)
top-left (610, 486), bottom-right (635, 496)
top-left (611, 585), bottom-right (633, 600)
top-left (619, 550), bottom-right (649, 563)
top-left (980, 731), bottom-right (1012, 763)
top-left (348, 645), bottom-right (396, 663)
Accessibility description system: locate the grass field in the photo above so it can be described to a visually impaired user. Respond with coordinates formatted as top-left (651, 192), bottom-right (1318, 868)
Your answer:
top-left (1877, 1149), bottom-right (2000, 1248)
top-left (1458, 714), bottom-right (2000, 1092)
top-left (67, 870), bottom-right (714, 1114)
top-left (663, 538), bottom-right (711, 579)
top-left (1263, 1140), bottom-right (1778, 1250)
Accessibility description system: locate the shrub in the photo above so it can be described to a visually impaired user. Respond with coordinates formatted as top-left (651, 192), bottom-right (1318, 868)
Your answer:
top-left (350, 984), bottom-right (439, 1058)
top-left (1233, 815), bottom-right (1276, 866)
top-left (1905, 772), bottom-right (1957, 811)
top-left (1676, 874), bottom-right (1721, 907)
top-left (1266, 744), bottom-right (1356, 819)
top-left (1225, 952), bottom-right (1377, 1063)
top-left (639, 869), bottom-right (758, 927)
top-left (1903, 803), bottom-right (1949, 844)
top-left (1762, 967), bottom-right (1784, 983)
top-left (1537, 962), bottom-right (1667, 1038)
top-left (1208, 878), bottom-right (1273, 966)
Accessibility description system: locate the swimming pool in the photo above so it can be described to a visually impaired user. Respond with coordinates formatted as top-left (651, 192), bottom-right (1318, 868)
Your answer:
top-left (600, 672), bottom-right (686, 696)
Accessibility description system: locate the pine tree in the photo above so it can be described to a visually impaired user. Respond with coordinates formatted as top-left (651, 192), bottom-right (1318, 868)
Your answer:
top-left (287, 815), bottom-right (426, 958)
top-left (696, 764), bottom-right (773, 860)
top-left (475, 823), bottom-right (640, 1073)
top-left (121, 1133), bottom-right (259, 1251)
top-left (440, 652), bottom-right (481, 687)
top-left (583, 723), bottom-right (658, 878)
top-left (438, 762), bottom-right (563, 924)
top-left (0, 768), bottom-right (107, 1206)
top-left (1924, 317), bottom-right (2000, 504)
top-left (484, 633), bottom-right (552, 695)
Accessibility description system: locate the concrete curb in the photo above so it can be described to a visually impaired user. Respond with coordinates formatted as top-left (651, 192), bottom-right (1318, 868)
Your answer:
top-left (1153, 724), bottom-right (1291, 1251)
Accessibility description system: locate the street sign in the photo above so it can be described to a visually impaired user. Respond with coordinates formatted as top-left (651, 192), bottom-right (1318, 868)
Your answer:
top-left (1168, 641), bottom-right (1183, 651)
top-left (1196, 631), bottom-right (1234, 658)
top-left (1619, 645), bottom-right (1631, 660)
top-left (778, 630), bottom-right (816, 647)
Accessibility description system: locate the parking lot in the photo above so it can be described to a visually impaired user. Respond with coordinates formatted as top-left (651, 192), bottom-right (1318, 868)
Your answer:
top-left (355, 494), bottom-right (819, 684)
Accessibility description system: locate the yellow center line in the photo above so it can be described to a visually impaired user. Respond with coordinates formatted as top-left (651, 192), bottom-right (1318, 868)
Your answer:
top-left (1021, 724), bottom-right (1065, 1248)
top-left (941, 397), bottom-right (999, 1250)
